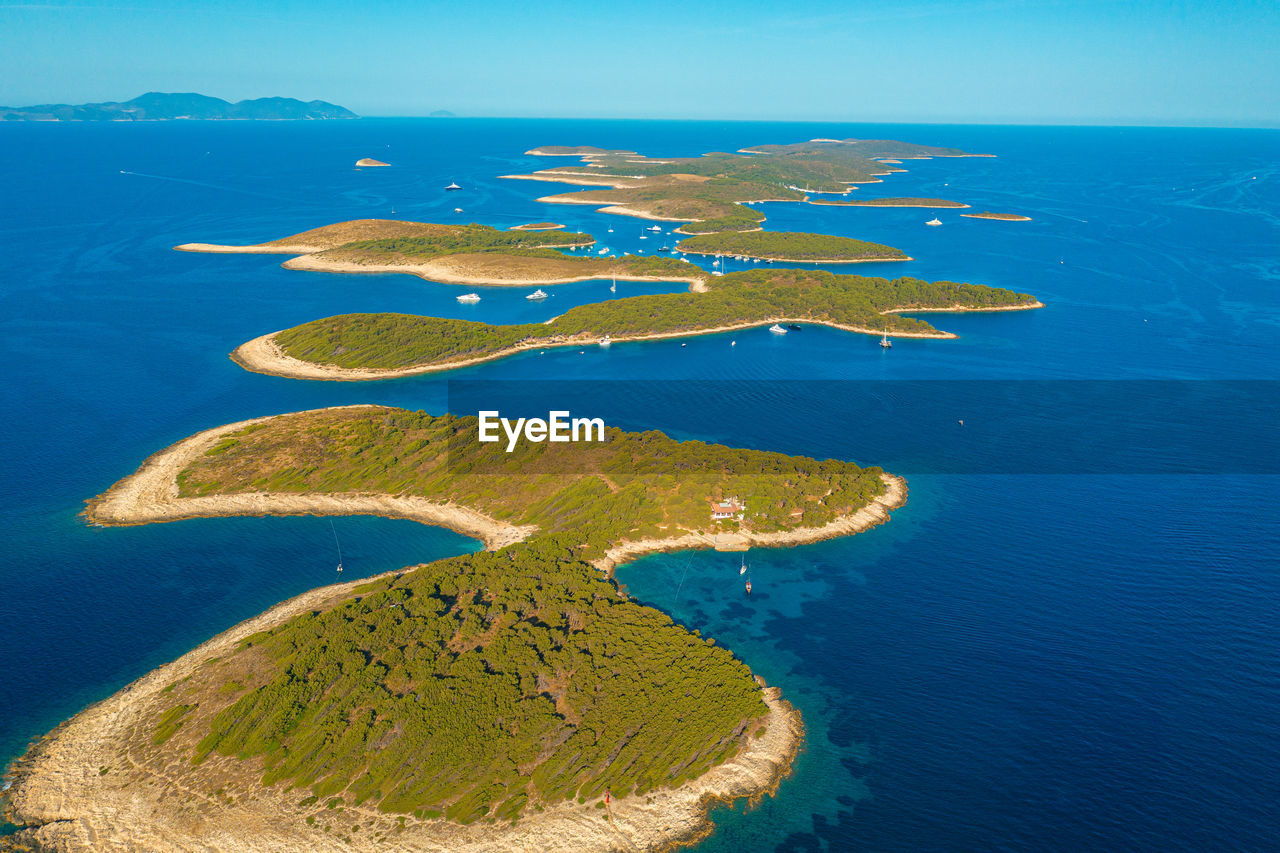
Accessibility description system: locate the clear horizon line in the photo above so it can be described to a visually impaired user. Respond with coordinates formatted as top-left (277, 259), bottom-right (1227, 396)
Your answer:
top-left (357, 114), bottom-right (1280, 131)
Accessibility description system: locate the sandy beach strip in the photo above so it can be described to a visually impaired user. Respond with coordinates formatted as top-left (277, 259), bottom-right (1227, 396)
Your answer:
top-left (174, 242), bottom-right (324, 254)
top-left (82, 405), bottom-right (535, 550)
top-left (277, 252), bottom-right (704, 289)
top-left (500, 172), bottom-right (641, 187)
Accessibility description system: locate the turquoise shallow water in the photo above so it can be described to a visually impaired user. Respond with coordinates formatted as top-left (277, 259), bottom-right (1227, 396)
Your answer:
top-left (1, 119), bottom-right (1278, 850)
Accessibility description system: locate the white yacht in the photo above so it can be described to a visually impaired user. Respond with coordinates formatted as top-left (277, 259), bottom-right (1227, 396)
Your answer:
top-left (445, 181), bottom-right (461, 191)
top-left (769, 324), bottom-right (788, 335)
top-left (526, 289), bottom-right (548, 300)
top-left (647, 225), bottom-right (663, 232)
top-left (926, 217), bottom-right (942, 226)
top-left (456, 292), bottom-right (481, 303)
top-left (599, 334), bottom-right (612, 347)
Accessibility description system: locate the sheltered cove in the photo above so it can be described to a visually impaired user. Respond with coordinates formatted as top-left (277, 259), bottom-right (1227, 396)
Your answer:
top-left (5, 405), bottom-right (907, 852)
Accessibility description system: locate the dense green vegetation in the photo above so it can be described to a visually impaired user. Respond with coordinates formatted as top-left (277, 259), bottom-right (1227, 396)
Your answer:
top-left (332, 223), bottom-right (591, 260)
top-left (529, 139), bottom-right (976, 232)
top-left (546, 177), bottom-right (786, 231)
top-left (675, 210), bottom-right (767, 235)
top-left (271, 269), bottom-right (1037, 371)
top-left (157, 408), bottom-right (892, 821)
top-left (183, 546), bottom-right (765, 823)
top-left (677, 231), bottom-right (908, 261)
top-left (178, 407), bottom-right (887, 549)
top-left (152, 704), bottom-right (196, 745)
top-left (539, 138), bottom-right (970, 191)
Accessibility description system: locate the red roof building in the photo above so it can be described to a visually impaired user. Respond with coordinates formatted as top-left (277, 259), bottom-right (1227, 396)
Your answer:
top-left (710, 497), bottom-right (746, 520)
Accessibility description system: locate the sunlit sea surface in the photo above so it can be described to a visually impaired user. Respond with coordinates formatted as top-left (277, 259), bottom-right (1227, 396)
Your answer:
top-left (1, 119), bottom-right (1277, 851)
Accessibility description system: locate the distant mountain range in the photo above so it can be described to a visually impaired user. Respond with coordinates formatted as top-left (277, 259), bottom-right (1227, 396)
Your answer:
top-left (0, 92), bottom-right (359, 121)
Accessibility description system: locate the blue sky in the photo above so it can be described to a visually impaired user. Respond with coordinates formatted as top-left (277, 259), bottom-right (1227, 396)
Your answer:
top-left (2, 0), bottom-right (1278, 126)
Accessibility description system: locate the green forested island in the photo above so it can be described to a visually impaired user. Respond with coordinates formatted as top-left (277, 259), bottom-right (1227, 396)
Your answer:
top-left (676, 231), bottom-right (910, 262)
top-left (258, 269), bottom-right (1038, 375)
top-left (332, 223), bottom-right (593, 259)
top-left (178, 220), bottom-right (593, 255)
top-left (175, 547), bottom-right (766, 823)
top-left (176, 218), bottom-right (708, 287)
top-left (178, 407), bottom-right (888, 547)
top-left (511, 138), bottom-right (983, 233)
top-left (17, 406), bottom-right (890, 838)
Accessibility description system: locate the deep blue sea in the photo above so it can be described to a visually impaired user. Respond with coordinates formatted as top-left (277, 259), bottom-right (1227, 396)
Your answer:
top-left (1, 119), bottom-right (1277, 851)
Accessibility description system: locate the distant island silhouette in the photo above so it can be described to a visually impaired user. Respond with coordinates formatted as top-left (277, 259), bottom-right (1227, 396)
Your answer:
top-left (0, 92), bottom-right (357, 121)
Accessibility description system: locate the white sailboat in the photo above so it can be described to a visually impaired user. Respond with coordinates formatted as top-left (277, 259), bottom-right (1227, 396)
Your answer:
top-left (526, 289), bottom-right (548, 300)
top-left (880, 329), bottom-right (892, 348)
top-left (610, 278), bottom-right (617, 292)
top-left (330, 520), bottom-right (344, 574)
top-left (456, 292), bottom-right (481, 303)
